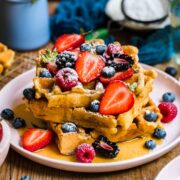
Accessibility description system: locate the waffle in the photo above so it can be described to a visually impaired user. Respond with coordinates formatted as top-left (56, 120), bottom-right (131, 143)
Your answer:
top-left (25, 39), bottom-right (163, 155)
top-left (50, 123), bottom-right (93, 155)
top-left (27, 67), bottom-right (157, 135)
top-left (0, 43), bottom-right (15, 74)
top-left (91, 98), bottom-right (163, 142)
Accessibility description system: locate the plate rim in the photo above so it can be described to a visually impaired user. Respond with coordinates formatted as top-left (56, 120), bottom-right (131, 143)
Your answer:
top-left (0, 64), bottom-right (180, 170)
top-left (155, 155), bottom-right (180, 180)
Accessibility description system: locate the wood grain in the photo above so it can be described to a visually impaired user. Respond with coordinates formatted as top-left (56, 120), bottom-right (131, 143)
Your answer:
top-left (0, 2), bottom-right (180, 180)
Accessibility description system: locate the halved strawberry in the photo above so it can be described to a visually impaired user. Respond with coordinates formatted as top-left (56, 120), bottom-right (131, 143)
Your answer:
top-left (0, 124), bottom-right (2, 142)
top-left (75, 51), bottom-right (105, 83)
top-left (54, 34), bottom-right (85, 53)
top-left (22, 128), bottom-right (53, 152)
top-left (100, 68), bottom-right (134, 84)
top-left (47, 63), bottom-right (58, 75)
top-left (99, 81), bottom-right (134, 115)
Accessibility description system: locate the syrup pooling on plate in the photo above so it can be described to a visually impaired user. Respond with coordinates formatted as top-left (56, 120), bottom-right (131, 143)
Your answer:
top-left (14, 104), bottom-right (162, 163)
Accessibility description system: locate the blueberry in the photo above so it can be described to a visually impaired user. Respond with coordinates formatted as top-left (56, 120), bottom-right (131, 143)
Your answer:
top-left (102, 66), bottom-right (116, 78)
top-left (165, 67), bottom-right (177, 77)
top-left (39, 68), bottom-right (52, 78)
top-left (162, 92), bottom-right (176, 102)
top-left (144, 111), bottom-right (158, 122)
top-left (20, 176), bottom-right (31, 180)
top-left (80, 43), bottom-right (91, 52)
top-left (96, 45), bottom-right (106, 55)
top-left (23, 88), bottom-right (35, 100)
top-left (89, 100), bottom-right (100, 112)
top-left (153, 128), bottom-right (167, 139)
top-left (12, 117), bottom-right (26, 129)
top-left (1, 108), bottom-right (14, 120)
top-left (144, 140), bottom-right (156, 150)
top-left (61, 122), bottom-right (78, 133)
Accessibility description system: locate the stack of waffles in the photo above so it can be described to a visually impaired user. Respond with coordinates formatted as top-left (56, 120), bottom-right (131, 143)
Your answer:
top-left (26, 39), bottom-right (163, 155)
top-left (0, 43), bottom-right (15, 74)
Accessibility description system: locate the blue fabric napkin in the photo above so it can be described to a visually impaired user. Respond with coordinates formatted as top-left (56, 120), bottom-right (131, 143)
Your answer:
top-left (130, 26), bottom-right (174, 65)
top-left (50, 0), bottom-right (108, 41)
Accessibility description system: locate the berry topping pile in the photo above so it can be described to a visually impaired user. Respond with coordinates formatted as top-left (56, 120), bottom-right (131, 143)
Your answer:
top-left (92, 135), bottom-right (119, 158)
top-left (75, 143), bottom-right (95, 163)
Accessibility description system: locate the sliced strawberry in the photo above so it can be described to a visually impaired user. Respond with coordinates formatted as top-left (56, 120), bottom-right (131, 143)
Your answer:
top-left (54, 34), bottom-right (85, 53)
top-left (100, 68), bottom-right (134, 84)
top-left (75, 51), bottom-right (105, 83)
top-left (99, 81), bottom-right (134, 115)
top-left (47, 63), bottom-right (58, 75)
top-left (22, 128), bottom-right (53, 152)
top-left (0, 124), bottom-right (2, 142)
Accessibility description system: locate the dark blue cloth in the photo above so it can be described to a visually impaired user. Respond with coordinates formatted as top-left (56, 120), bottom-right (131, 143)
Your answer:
top-left (50, 0), bottom-right (108, 41)
top-left (130, 26), bottom-right (174, 65)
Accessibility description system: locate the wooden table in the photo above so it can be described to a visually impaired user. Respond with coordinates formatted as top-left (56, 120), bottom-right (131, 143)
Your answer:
top-left (0, 2), bottom-right (180, 180)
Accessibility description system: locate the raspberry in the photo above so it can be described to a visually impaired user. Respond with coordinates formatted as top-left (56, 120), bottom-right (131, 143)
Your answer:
top-left (55, 68), bottom-right (78, 91)
top-left (158, 102), bottom-right (178, 123)
top-left (107, 43), bottom-right (123, 55)
top-left (75, 143), bottom-right (95, 163)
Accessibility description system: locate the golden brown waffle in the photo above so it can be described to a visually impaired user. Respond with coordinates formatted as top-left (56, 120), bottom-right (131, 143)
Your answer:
top-left (91, 98), bottom-right (163, 142)
top-left (0, 43), bottom-right (15, 74)
top-left (27, 67), bottom-right (157, 136)
top-left (26, 39), bottom-right (163, 149)
top-left (50, 123), bottom-right (93, 155)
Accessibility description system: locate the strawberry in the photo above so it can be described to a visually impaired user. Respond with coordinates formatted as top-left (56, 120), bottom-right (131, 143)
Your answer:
top-left (54, 34), bottom-right (85, 53)
top-left (75, 51), bottom-right (105, 83)
top-left (0, 124), bottom-right (2, 142)
top-left (22, 128), bottom-right (53, 152)
top-left (99, 81), bottom-right (134, 115)
top-left (47, 63), bottom-right (58, 75)
top-left (100, 68), bottom-right (134, 84)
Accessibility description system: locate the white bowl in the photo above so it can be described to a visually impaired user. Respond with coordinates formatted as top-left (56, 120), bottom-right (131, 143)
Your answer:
top-left (0, 120), bottom-right (11, 166)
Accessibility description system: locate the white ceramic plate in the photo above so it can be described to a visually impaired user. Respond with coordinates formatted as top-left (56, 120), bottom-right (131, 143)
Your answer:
top-left (0, 64), bottom-right (179, 172)
top-left (0, 120), bottom-right (11, 166)
top-left (155, 156), bottom-right (180, 180)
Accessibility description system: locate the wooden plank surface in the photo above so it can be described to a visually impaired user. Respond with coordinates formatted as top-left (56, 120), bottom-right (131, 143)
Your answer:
top-left (0, 2), bottom-right (180, 180)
